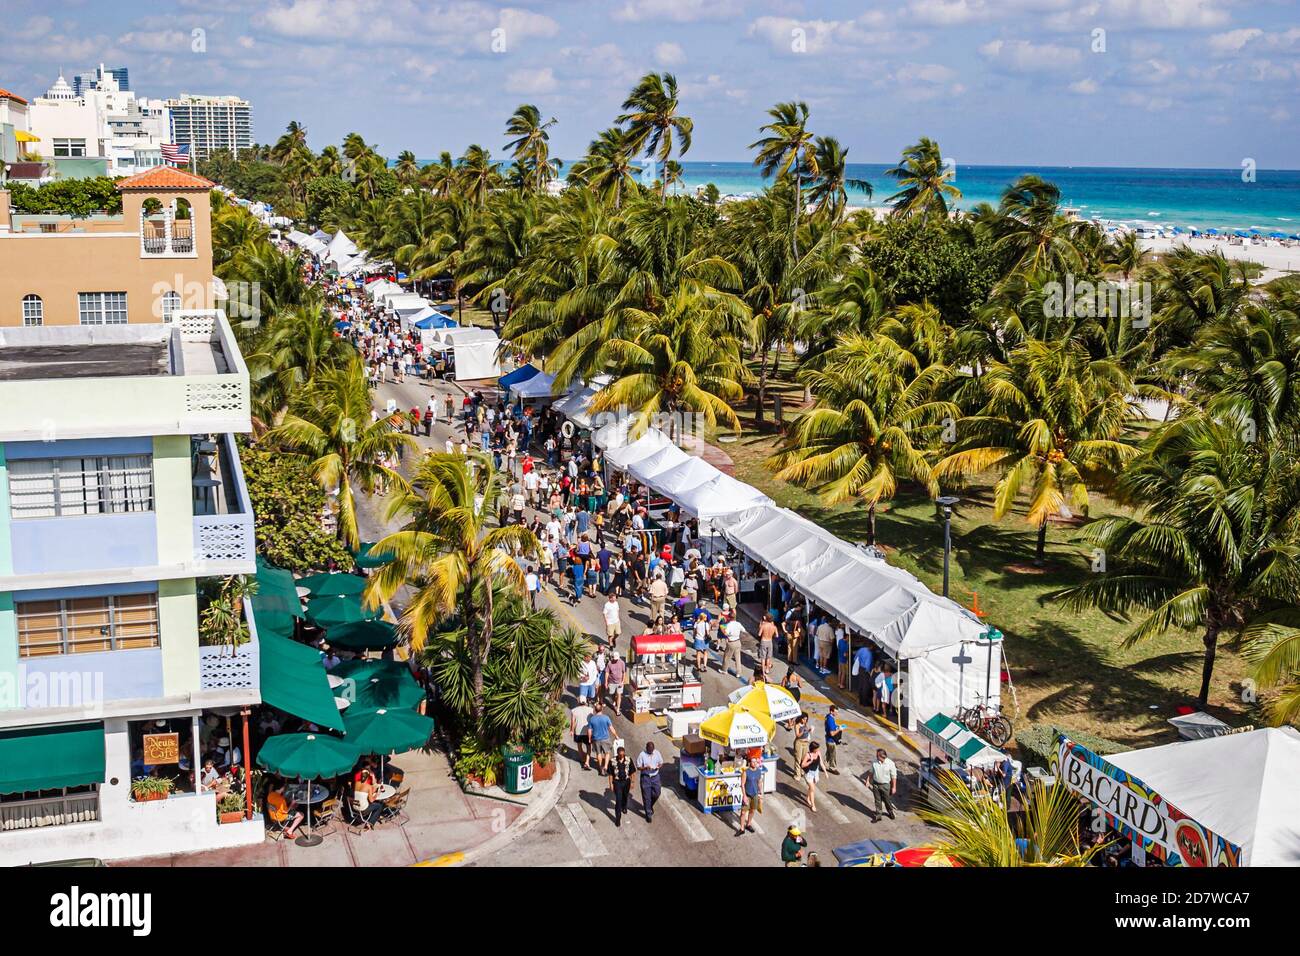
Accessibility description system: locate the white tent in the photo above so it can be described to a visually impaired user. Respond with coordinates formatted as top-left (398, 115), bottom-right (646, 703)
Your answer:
top-left (628, 444), bottom-right (693, 487)
top-left (643, 456), bottom-right (718, 498)
top-left (301, 237), bottom-right (328, 258)
top-left (366, 279), bottom-right (402, 300)
top-left (676, 473), bottom-right (772, 520)
top-left (552, 379), bottom-right (610, 429)
top-left (714, 504), bottom-right (998, 728)
top-left (1107, 727), bottom-right (1300, 867)
top-left (442, 327), bottom-right (501, 380)
top-left (383, 293), bottom-right (428, 314)
top-left (605, 429), bottom-right (676, 470)
top-left (326, 230), bottom-right (359, 263)
top-left (286, 229), bottom-right (312, 247)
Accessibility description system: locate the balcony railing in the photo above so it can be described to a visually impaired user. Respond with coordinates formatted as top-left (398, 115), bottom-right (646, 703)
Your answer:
top-left (198, 595), bottom-right (261, 692)
top-left (192, 431), bottom-right (256, 573)
top-left (0, 791), bottom-right (100, 831)
top-left (140, 218), bottom-right (196, 257)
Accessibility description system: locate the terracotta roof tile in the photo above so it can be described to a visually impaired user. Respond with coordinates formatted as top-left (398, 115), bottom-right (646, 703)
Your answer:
top-left (114, 166), bottom-right (215, 191)
top-left (0, 88), bottom-right (29, 105)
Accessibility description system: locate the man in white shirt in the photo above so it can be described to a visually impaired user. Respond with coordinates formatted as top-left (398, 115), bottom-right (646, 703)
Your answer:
top-left (524, 468), bottom-right (540, 507)
top-left (602, 594), bottom-right (622, 648)
top-left (635, 742), bottom-right (664, 823)
top-left (815, 619), bottom-right (835, 673)
top-left (867, 748), bottom-right (898, 821)
top-left (445, 437), bottom-right (454, 454)
top-left (722, 615), bottom-right (744, 678)
top-left (524, 567), bottom-right (540, 610)
top-left (570, 700), bottom-right (595, 771)
top-left (578, 654), bottom-right (599, 702)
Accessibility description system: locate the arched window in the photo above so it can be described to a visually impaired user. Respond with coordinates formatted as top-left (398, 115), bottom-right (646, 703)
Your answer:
top-left (22, 294), bottom-right (43, 326)
top-left (159, 291), bottom-right (181, 323)
top-left (171, 198), bottom-right (194, 253)
top-left (141, 197), bottom-right (167, 255)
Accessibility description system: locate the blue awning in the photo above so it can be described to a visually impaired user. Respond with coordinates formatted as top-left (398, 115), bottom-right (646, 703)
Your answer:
top-left (499, 364), bottom-right (542, 388)
top-left (414, 314), bottom-right (457, 330)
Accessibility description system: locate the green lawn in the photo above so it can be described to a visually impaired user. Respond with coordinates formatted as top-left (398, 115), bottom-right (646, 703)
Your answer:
top-left (719, 361), bottom-right (1261, 747)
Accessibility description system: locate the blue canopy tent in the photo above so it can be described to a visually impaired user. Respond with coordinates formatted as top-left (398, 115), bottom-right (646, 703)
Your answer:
top-left (334, 319), bottom-right (351, 331)
top-left (1207, 228), bottom-right (1219, 235)
top-left (499, 364), bottom-right (542, 389)
top-left (1269, 231), bottom-right (1287, 239)
top-left (1234, 230), bottom-right (1251, 238)
top-left (413, 311), bottom-right (457, 330)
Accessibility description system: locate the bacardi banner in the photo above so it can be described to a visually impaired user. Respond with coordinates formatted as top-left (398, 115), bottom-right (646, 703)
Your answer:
top-left (1056, 735), bottom-right (1241, 867)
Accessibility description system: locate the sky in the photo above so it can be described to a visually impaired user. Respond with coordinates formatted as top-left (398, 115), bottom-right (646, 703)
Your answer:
top-left (2, 0), bottom-right (1298, 169)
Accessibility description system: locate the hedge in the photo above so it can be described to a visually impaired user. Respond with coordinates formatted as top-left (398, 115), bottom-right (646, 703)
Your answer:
top-left (1015, 722), bottom-right (1126, 770)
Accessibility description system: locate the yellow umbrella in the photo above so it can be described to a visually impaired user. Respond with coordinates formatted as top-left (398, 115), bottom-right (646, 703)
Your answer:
top-left (699, 705), bottom-right (775, 749)
top-left (727, 681), bottom-right (801, 722)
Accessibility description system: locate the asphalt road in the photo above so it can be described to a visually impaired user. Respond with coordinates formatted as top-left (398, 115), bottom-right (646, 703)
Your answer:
top-left (359, 370), bottom-right (938, 867)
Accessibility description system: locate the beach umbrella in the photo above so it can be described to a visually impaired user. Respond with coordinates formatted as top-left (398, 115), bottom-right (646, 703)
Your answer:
top-left (298, 572), bottom-right (368, 598)
top-left (700, 705), bottom-right (775, 750)
top-left (326, 619), bottom-right (400, 652)
top-left (1270, 231), bottom-right (1287, 239)
top-left (727, 681), bottom-right (802, 723)
top-left (306, 594), bottom-right (381, 630)
top-left (1207, 228), bottom-right (1219, 235)
top-left (330, 659), bottom-right (426, 710)
top-left (352, 541), bottom-right (395, 570)
top-left (257, 732), bottom-right (360, 846)
top-left (344, 707), bottom-right (434, 779)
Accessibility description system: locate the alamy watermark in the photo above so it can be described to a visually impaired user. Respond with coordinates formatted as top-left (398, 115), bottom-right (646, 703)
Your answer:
top-left (0, 665), bottom-right (105, 713)
top-left (1043, 274), bottom-right (1152, 327)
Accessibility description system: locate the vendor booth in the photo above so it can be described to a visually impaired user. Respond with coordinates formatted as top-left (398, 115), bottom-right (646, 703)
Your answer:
top-left (1058, 727), bottom-right (1300, 867)
top-left (917, 712), bottom-right (1019, 797)
top-left (438, 327), bottom-right (501, 381)
top-left (629, 633), bottom-right (702, 718)
top-left (681, 705), bottom-right (779, 813)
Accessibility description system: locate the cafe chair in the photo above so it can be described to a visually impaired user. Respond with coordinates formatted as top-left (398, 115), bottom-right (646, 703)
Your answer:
top-left (313, 798), bottom-right (339, 838)
top-left (379, 788), bottom-right (411, 827)
top-left (265, 800), bottom-right (291, 842)
top-left (345, 797), bottom-right (376, 835)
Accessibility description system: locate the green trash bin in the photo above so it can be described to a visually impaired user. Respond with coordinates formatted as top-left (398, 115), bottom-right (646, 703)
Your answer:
top-left (501, 745), bottom-right (535, 794)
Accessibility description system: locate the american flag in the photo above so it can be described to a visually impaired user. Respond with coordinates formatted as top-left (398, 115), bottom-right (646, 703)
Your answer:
top-left (160, 143), bottom-right (190, 166)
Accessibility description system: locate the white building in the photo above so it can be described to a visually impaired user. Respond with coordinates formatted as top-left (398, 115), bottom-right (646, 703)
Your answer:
top-left (27, 67), bottom-right (168, 175)
top-left (166, 94), bottom-right (252, 160)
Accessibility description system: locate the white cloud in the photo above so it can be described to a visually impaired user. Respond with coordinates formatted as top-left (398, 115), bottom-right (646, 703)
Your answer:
top-left (117, 30), bottom-right (193, 54)
top-left (979, 38), bottom-right (1083, 72)
top-left (747, 15), bottom-right (927, 57)
top-left (505, 66), bottom-right (557, 94)
top-left (1070, 77), bottom-right (1100, 93)
top-left (1046, 0), bottom-right (1232, 32)
top-left (1208, 26), bottom-right (1300, 56)
top-left (907, 0), bottom-right (991, 26)
top-left (1208, 28), bottom-right (1263, 55)
top-left (498, 7), bottom-right (561, 40)
top-left (613, 0), bottom-right (742, 23)
top-left (654, 41), bottom-right (686, 67)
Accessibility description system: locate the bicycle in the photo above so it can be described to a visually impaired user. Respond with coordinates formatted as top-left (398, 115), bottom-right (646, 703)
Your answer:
top-left (955, 696), bottom-right (1013, 748)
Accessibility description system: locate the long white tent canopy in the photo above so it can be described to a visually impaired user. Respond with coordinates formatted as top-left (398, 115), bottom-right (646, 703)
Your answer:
top-left (713, 504), bottom-right (999, 729)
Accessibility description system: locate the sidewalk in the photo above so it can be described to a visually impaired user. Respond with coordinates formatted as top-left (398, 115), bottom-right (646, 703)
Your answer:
top-left (114, 744), bottom-right (566, 867)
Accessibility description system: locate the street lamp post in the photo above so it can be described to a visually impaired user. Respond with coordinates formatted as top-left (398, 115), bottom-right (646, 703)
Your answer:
top-left (937, 495), bottom-right (960, 599)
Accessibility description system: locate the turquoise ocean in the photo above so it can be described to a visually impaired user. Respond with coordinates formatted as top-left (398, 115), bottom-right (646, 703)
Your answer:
top-left (411, 158), bottom-right (1300, 235)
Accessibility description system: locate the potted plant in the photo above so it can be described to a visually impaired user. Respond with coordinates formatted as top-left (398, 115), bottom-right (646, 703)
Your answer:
top-left (216, 791), bottom-right (246, 824)
top-left (131, 776), bottom-right (175, 802)
top-left (528, 702), bottom-right (568, 782)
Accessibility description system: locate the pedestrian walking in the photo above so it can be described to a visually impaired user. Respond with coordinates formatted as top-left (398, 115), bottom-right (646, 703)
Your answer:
top-left (602, 593), bottom-right (622, 649)
top-left (607, 746), bottom-right (636, 827)
top-left (824, 705), bottom-right (843, 774)
top-left (721, 614), bottom-right (744, 678)
top-left (792, 713), bottom-right (811, 780)
top-left (577, 653), bottom-right (599, 703)
top-left (867, 748), bottom-right (898, 822)
top-left (586, 702), bottom-right (614, 775)
top-left (524, 566), bottom-right (540, 611)
top-left (604, 650), bottom-right (627, 715)
top-left (737, 755), bottom-right (765, 835)
top-left (570, 698), bottom-right (594, 771)
top-left (800, 742), bottom-right (823, 812)
top-left (636, 741), bottom-right (663, 822)
top-left (757, 613), bottom-right (777, 681)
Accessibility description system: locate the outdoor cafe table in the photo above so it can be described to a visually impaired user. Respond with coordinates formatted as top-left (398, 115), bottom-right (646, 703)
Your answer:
top-left (284, 782), bottom-right (330, 846)
top-left (372, 783), bottom-right (396, 802)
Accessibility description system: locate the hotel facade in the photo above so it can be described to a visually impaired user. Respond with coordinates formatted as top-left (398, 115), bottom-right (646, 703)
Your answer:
top-left (0, 166), bottom-right (265, 863)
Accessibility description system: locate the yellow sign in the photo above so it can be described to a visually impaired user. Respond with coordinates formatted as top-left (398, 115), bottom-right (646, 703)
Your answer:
top-left (703, 775), bottom-right (743, 811)
top-left (143, 732), bottom-right (180, 765)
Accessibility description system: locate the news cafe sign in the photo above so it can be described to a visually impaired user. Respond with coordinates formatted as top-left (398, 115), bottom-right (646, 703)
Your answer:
top-left (1056, 736), bottom-right (1241, 867)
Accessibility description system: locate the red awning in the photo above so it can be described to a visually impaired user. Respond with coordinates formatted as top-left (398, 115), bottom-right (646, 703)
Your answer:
top-left (633, 633), bottom-right (686, 656)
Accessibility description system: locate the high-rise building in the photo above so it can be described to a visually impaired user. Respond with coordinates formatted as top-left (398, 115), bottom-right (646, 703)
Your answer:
top-left (73, 65), bottom-right (129, 97)
top-left (27, 68), bottom-right (167, 175)
top-left (0, 167), bottom-right (267, 863)
top-left (166, 94), bottom-right (253, 160)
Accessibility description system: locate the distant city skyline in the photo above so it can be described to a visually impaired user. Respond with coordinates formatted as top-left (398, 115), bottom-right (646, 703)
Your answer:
top-left (2, 0), bottom-right (1297, 170)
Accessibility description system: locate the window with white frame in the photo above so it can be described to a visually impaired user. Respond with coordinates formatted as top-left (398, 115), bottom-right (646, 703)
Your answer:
top-left (77, 292), bottom-right (128, 325)
top-left (7, 455), bottom-right (154, 518)
top-left (16, 593), bottom-right (161, 657)
top-left (52, 138), bottom-right (88, 158)
top-left (22, 294), bottom-right (43, 326)
top-left (159, 291), bottom-right (181, 323)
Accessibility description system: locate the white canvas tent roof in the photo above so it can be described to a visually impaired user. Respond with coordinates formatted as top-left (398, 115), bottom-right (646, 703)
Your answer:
top-left (627, 444), bottom-right (693, 487)
top-left (1108, 727), bottom-right (1300, 867)
top-left (552, 379), bottom-right (610, 429)
top-left (510, 371), bottom-right (557, 399)
top-left (383, 293), bottom-right (427, 313)
top-left (676, 473), bottom-right (772, 519)
top-left (326, 230), bottom-right (359, 261)
top-left (366, 279), bottom-right (402, 300)
top-left (604, 429), bottom-right (675, 470)
top-left (643, 456), bottom-right (718, 498)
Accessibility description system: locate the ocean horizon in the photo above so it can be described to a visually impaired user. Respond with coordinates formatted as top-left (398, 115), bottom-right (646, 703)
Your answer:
top-left (407, 159), bottom-right (1300, 234)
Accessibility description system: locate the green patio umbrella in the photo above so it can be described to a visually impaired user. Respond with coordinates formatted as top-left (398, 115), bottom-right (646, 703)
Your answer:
top-left (250, 606), bottom-right (297, 640)
top-left (298, 572), bottom-right (368, 598)
top-left (344, 707), bottom-right (434, 780)
top-left (326, 619), bottom-right (400, 652)
top-left (306, 594), bottom-right (382, 630)
top-left (253, 557), bottom-right (305, 618)
top-left (330, 659), bottom-right (426, 710)
top-left (353, 541), bottom-right (395, 570)
top-left (256, 731), bottom-right (360, 847)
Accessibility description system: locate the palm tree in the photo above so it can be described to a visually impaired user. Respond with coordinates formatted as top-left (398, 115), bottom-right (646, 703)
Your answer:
top-left (1054, 415), bottom-right (1300, 707)
top-left (365, 454), bottom-right (538, 723)
top-left (316, 145), bottom-right (344, 177)
top-left (885, 137), bottom-right (960, 222)
top-left (750, 101), bottom-right (817, 255)
top-left (918, 777), bottom-right (1107, 867)
top-left (246, 304), bottom-right (355, 419)
top-left (270, 121), bottom-right (308, 163)
top-left (805, 135), bottom-right (871, 225)
top-left (1106, 229), bottom-right (1148, 281)
top-left (264, 358), bottom-right (415, 549)
top-left (992, 174), bottom-right (1087, 279)
top-left (618, 72), bottom-right (693, 196)
top-left (504, 104), bottom-right (558, 194)
top-left (769, 334), bottom-right (957, 543)
top-left (569, 127), bottom-right (640, 209)
top-left (458, 145), bottom-right (502, 207)
top-left (342, 132), bottom-right (370, 163)
top-left (935, 339), bottom-right (1138, 566)
top-left (393, 150), bottom-right (420, 186)
top-left (421, 151), bottom-right (458, 199)
top-left (662, 160), bottom-right (684, 196)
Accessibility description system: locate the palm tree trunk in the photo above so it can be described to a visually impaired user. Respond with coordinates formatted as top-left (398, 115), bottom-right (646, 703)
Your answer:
top-left (793, 167), bottom-right (802, 259)
top-left (476, 578), bottom-right (495, 720)
top-left (1034, 520), bottom-right (1048, 567)
top-left (1197, 623), bottom-right (1220, 708)
top-left (755, 342), bottom-right (769, 426)
top-left (867, 503), bottom-right (877, 546)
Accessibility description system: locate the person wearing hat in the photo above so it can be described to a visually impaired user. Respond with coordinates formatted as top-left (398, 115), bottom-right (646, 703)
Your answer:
top-left (781, 825), bottom-right (808, 866)
top-left (603, 650), bottom-right (627, 715)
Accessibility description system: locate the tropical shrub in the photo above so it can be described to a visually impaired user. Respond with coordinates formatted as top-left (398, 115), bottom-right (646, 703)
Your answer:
top-left (1014, 723), bottom-right (1125, 770)
top-left (239, 442), bottom-right (354, 573)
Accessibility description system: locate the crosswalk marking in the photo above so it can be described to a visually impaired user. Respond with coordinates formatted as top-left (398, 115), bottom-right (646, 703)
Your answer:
top-left (820, 790), bottom-right (851, 824)
top-left (663, 792), bottom-right (714, 843)
top-left (556, 802), bottom-right (608, 858)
